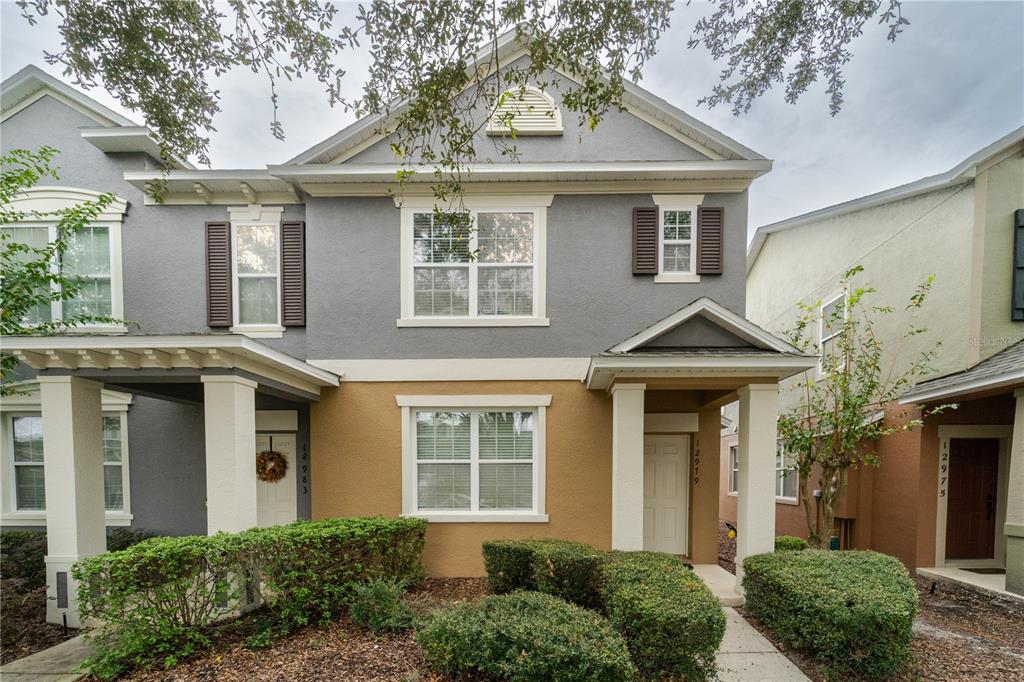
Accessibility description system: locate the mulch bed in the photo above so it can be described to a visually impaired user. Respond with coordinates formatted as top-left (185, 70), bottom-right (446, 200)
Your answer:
top-left (118, 578), bottom-right (489, 682)
top-left (717, 519), bottom-right (737, 574)
top-left (0, 578), bottom-right (77, 665)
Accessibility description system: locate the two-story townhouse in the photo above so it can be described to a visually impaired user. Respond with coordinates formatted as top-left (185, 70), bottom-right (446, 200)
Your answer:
top-left (728, 127), bottom-right (1024, 596)
top-left (1, 36), bottom-right (817, 627)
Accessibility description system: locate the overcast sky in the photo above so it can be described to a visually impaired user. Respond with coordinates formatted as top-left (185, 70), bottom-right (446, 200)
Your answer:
top-left (2, 1), bottom-right (1022, 233)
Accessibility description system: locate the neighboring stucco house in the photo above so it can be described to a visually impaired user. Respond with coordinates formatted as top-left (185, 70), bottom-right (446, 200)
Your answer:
top-left (1, 38), bottom-right (818, 627)
top-left (724, 127), bottom-right (1024, 596)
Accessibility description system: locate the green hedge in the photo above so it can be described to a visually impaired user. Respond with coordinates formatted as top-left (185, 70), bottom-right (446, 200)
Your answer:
top-left (74, 517), bottom-right (426, 678)
top-left (602, 552), bottom-right (725, 680)
top-left (743, 550), bottom-right (917, 679)
top-left (417, 591), bottom-right (636, 681)
top-left (774, 535), bottom-right (808, 551)
top-left (1, 531), bottom-right (47, 588)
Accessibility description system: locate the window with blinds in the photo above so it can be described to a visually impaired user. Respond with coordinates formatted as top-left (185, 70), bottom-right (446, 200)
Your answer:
top-left (414, 409), bottom-right (536, 512)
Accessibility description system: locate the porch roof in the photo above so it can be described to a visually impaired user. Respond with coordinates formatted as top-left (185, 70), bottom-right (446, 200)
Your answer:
top-left (2, 334), bottom-right (341, 399)
top-left (900, 340), bottom-right (1024, 404)
top-left (585, 350), bottom-right (816, 390)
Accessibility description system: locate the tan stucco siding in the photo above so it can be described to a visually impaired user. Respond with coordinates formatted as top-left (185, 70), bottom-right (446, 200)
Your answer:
top-left (979, 149), bottom-right (1024, 358)
top-left (310, 380), bottom-right (614, 575)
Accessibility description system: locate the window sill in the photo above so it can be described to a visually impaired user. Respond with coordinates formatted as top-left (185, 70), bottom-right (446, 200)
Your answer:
top-left (403, 513), bottom-right (549, 523)
top-left (61, 325), bottom-right (128, 335)
top-left (775, 496), bottom-right (799, 506)
top-left (0, 512), bottom-right (134, 526)
top-left (654, 273), bottom-right (701, 284)
top-left (230, 325), bottom-right (285, 339)
top-left (727, 491), bottom-right (738, 497)
top-left (397, 317), bottom-right (550, 328)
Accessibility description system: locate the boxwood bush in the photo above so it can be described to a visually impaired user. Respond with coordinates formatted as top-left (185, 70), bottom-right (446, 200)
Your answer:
top-left (417, 591), bottom-right (636, 681)
top-left (743, 550), bottom-right (918, 680)
top-left (482, 538), bottom-right (592, 594)
top-left (602, 552), bottom-right (726, 680)
top-left (74, 517), bottom-right (426, 679)
top-left (774, 535), bottom-right (808, 551)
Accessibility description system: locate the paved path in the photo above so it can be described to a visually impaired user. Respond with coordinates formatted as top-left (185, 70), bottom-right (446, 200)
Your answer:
top-left (716, 608), bottom-right (810, 682)
top-left (0, 634), bottom-right (92, 681)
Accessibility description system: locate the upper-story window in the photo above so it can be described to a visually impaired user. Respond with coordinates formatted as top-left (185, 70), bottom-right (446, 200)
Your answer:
top-left (227, 205), bottom-right (285, 337)
top-left (652, 195), bottom-right (703, 284)
top-left (818, 291), bottom-right (847, 375)
top-left (398, 196), bottom-right (551, 327)
top-left (0, 187), bottom-right (126, 332)
top-left (776, 443), bottom-right (798, 501)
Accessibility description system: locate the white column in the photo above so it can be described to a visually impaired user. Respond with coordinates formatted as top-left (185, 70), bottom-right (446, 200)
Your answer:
top-left (735, 383), bottom-right (779, 588)
top-left (1006, 389), bottom-right (1024, 596)
top-left (611, 383), bottom-right (645, 551)
top-left (38, 376), bottom-right (106, 627)
top-left (202, 375), bottom-right (258, 533)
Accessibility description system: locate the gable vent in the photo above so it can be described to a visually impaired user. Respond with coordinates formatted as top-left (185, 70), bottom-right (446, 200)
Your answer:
top-left (487, 85), bottom-right (563, 136)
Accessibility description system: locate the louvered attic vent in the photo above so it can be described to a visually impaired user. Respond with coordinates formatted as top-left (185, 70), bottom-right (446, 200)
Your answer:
top-left (487, 85), bottom-right (563, 136)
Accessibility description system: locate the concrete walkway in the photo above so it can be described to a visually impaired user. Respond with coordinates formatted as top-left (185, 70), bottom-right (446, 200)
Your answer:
top-left (716, 608), bottom-right (809, 682)
top-left (0, 634), bottom-right (92, 681)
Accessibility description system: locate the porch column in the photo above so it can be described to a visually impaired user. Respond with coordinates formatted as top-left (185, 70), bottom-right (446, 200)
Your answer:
top-left (1006, 389), bottom-right (1024, 595)
top-left (202, 375), bottom-right (258, 533)
top-left (38, 376), bottom-right (106, 627)
top-left (735, 383), bottom-right (779, 587)
top-left (611, 383), bottom-right (645, 551)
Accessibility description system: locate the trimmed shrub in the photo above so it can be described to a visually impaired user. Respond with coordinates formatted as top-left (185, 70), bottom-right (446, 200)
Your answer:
top-left (743, 550), bottom-right (918, 680)
top-left (481, 538), bottom-right (606, 608)
top-left (417, 591), bottom-right (636, 681)
top-left (74, 517), bottom-right (427, 679)
top-left (602, 551), bottom-right (726, 680)
top-left (774, 535), bottom-right (808, 552)
top-left (348, 579), bottom-right (413, 632)
top-left (107, 527), bottom-right (157, 552)
top-left (1, 531), bottom-right (47, 588)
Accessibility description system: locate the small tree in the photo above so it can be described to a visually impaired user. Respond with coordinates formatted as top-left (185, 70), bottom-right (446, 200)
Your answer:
top-left (1, 147), bottom-right (122, 394)
top-left (777, 265), bottom-right (952, 548)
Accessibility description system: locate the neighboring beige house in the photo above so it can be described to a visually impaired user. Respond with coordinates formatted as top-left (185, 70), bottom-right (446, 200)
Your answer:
top-left (729, 127), bottom-right (1024, 596)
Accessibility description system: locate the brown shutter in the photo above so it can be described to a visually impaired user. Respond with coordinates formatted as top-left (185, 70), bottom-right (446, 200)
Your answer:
top-left (205, 221), bottom-right (232, 327)
top-left (696, 206), bottom-right (724, 275)
top-left (281, 220), bottom-right (306, 327)
top-left (632, 207), bottom-right (658, 275)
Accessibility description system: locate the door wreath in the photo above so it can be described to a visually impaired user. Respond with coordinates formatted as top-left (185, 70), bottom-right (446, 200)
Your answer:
top-left (256, 450), bottom-right (288, 483)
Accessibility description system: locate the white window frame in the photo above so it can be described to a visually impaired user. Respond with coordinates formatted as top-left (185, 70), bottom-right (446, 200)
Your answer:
top-left (728, 444), bottom-right (739, 495)
top-left (228, 205), bottom-right (285, 338)
top-left (0, 386), bottom-right (133, 526)
top-left (396, 394), bottom-right (550, 522)
top-left (397, 195), bottom-right (551, 327)
top-left (817, 290), bottom-right (848, 377)
top-left (775, 444), bottom-right (798, 503)
top-left (652, 194), bottom-right (703, 284)
top-left (1, 187), bottom-right (127, 333)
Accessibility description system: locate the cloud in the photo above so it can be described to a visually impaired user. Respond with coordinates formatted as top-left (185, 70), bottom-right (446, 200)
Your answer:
top-left (3, 1), bottom-right (1021, 235)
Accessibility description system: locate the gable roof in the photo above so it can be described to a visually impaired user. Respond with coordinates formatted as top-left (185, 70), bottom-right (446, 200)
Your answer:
top-left (1, 65), bottom-right (193, 169)
top-left (287, 30), bottom-right (765, 166)
top-left (607, 297), bottom-right (803, 355)
top-left (747, 125), bottom-right (1024, 273)
top-left (900, 340), bottom-right (1024, 404)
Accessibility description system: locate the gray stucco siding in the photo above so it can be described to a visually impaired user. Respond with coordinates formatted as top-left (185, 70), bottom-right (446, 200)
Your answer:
top-left (303, 191), bottom-right (747, 359)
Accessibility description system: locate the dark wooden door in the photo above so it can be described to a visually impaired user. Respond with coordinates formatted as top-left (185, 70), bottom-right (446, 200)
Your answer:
top-left (945, 439), bottom-right (999, 560)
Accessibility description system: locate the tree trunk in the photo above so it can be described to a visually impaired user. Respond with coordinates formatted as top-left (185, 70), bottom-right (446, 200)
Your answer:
top-left (800, 467), bottom-right (821, 547)
top-left (818, 467), bottom-right (849, 549)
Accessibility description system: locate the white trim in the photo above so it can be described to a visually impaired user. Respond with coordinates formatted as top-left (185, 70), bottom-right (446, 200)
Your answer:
top-left (901, 367), bottom-right (1024, 404)
top-left (654, 274), bottom-right (701, 284)
top-left (400, 398), bottom-right (549, 522)
top-left (398, 200), bottom-right (548, 326)
top-left (644, 412), bottom-right (698, 432)
top-left (586, 354), bottom-right (814, 390)
top-left (1, 65), bottom-right (136, 127)
top-left (310, 358), bottom-right (589, 382)
top-left (230, 208), bottom-right (283, 330)
top-left (229, 325), bottom-right (285, 338)
top-left (392, 194), bottom-right (555, 209)
top-left (934, 426), bottom-right (1012, 569)
top-left (747, 127), bottom-right (1024, 272)
top-left (255, 410), bottom-right (299, 432)
top-left (396, 394), bottom-right (552, 408)
top-left (607, 297), bottom-right (804, 355)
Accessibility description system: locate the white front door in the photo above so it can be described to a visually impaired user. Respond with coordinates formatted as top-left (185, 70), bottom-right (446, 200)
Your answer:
top-left (643, 434), bottom-right (689, 554)
top-left (256, 433), bottom-right (298, 528)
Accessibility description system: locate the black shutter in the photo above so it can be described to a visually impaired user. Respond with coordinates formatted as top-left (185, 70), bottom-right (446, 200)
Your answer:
top-left (205, 221), bottom-right (232, 327)
top-left (1013, 209), bottom-right (1024, 321)
top-left (281, 220), bottom-right (306, 327)
top-left (633, 207), bottom-right (658, 275)
top-left (696, 206), bottom-right (724, 275)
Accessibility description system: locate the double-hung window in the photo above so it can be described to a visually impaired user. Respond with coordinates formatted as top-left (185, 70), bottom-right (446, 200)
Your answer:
top-left (228, 205), bottom-right (285, 336)
top-left (775, 445), bottom-right (798, 501)
top-left (102, 415), bottom-right (125, 510)
top-left (11, 415), bottom-right (45, 510)
top-left (397, 395), bottom-right (549, 521)
top-left (652, 195), bottom-right (703, 283)
top-left (399, 197), bottom-right (550, 326)
top-left (728, 445), bottom-right (739, 494)
top-left (818, 291), bottom-right (847, 375)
